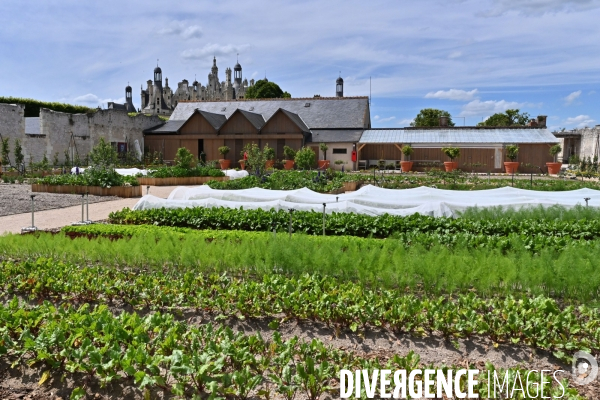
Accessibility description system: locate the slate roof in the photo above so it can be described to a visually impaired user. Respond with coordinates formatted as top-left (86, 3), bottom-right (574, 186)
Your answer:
top-left (144, 120), bottom-right (186, 134)
top-left (198, 110), bottom-right (227, 130)
top-left (25, 117), bottom-right (41, 135)
top-left (359, 128), bottom-right (559, 145)
top-left (170, 97), bottom-right (370, 129)
top-left (309, 129), bottom-right (363, 143)
top-left (277, 109), bottom-right (310, 132)
top-left (236, 109), bottom-right (265, 130)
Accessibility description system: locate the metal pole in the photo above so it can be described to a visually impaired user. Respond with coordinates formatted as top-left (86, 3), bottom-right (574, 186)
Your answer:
top-left (146, 185), bottom-right (150, 195)
top-left (31, 195), bottom-right (35, 227)
top-left (530, 173), bottom-right (533, 188)
top-left (322, 203), bottom-right (326, 236)
top-left (86, 192), bottom-right (89, 222)
top-left (336, 196), bottom-right (339, 202)
top-left (585, 197), bottom-right (590, 207)
top-left (81, 194), bottom-right (85, 222)
top-left (512, 172), bottom-right (514, 187)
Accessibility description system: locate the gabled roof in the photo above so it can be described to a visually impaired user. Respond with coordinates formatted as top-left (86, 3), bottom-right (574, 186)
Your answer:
top-left (197, 110), bottom-right (227, 130)
top-left (144, 120), bottom-right (186, 134)
top-left (169, 97), bottom-right (370, 129)
top-left (278, 109), bottom-right (310, 132)
top-left (359, 128), bottom-right (559, 145)
top-left (235, 109), bottom-right (266, 130)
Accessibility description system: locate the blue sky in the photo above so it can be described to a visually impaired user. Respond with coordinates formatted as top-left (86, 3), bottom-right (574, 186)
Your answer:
top-left (1, 0), bottom-right (599, 131)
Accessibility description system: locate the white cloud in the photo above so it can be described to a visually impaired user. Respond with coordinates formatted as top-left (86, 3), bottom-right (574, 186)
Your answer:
top-left (378, 116), bottom-right (396, 123)
top-left (181, 43), bottom-right (250, 60)
top-left (588, 90), bottom-right (596, 95)
top-left (398, 118), bottom-right (414, 126)
top-left (481, 0), bottom-right (600, 17)
top-left (564, 90), bottom-right (581, 105)
top-left (448, 51), bottom-right (462, 59)
top-left (459, 99), bottom-right (527, 117)
top-left (425, 89), bottom-right (478, 101)
top-left (158, 23), bottom-right (203, 39)
top-left (73, 93), bottom-right (124, 107)
top-left (564, 114), bottom-right (595, 128)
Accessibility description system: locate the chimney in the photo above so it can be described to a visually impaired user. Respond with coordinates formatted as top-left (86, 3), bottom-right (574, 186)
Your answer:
top-left (439, 116), bottom-right (449, 127)
top-left (537, 115), bottom-right (547, 128)
top-left (528, 119), bottom-right (538, 127)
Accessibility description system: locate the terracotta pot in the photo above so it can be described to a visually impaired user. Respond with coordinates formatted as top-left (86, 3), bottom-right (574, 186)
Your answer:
top-left (317, 160), bottom-right (330, 169)
top-left (219, 159), bottom-right (231, 170)
top-left (284, 160), bottom-right (295, 170)
top-left (504, 161), bottom-right (519, 174)
top-left (546, 162), bottom-right (562, 175)
top-left (400, 161), bottom-right (413, 172)
top-left (239, 161), bottom-right (245, 170)
top-left (265, 160), bottom-right (275, 169)
top-left (444, 161), bottom-right (458, 172)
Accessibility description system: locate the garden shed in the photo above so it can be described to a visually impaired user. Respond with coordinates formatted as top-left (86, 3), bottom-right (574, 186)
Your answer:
top-left (357, 127), bottom-right (560, 173)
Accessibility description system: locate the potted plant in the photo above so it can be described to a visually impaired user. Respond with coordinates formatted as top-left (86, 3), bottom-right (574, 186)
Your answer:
top-left (283, 146), bottom-right (296, 170)
top-left (218, 146), bottom-right (230, 169)
top-left (441, 147), bottom-right (460, 172)
top-left (504, 144), bottom-right (519, 174)
top-left (401, 145), bottom-right (414, 172)
top-left (263, 143), bottom-right (275, 169)
top-left (294, 146), bottom-right (316, 170)
top-left (547, 144), bottom-right (562, 174)
top-left (318, 143), bottom-right (330, 169)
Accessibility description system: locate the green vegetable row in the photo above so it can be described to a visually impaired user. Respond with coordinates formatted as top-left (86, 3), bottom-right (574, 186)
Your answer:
top-left (3, 258), bottom-right (599, 363)
top-left (145, 165), bottom-right (225, 178)
top-left (109, 204), bottom-right (600, 240)
top-left (0, 300), bottom-right (581, 399)
top-left (3, 227), bottom-right (600, 299)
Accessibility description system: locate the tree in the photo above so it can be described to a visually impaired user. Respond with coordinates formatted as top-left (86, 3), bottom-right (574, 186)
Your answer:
top-left (1, 138), bottom-right (10, 166)
top-left (294, 147), bottom-right (316, 170)
top-left (245, 79), bottom-right (291, 99)
top-left (478, 109), bottom-right (530, 127)
top-left (14, 139), bottom-right (24, 169)
top-left (411, 109), bottom-right (455, 127)
top-left (88, 137), bottom-right (118, 169)
top-left (174, 147), bottom-right (195, 169)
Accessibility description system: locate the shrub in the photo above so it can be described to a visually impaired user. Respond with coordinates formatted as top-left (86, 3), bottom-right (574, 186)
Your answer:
top-left (263, 143), bottom-right (275, 160)
top-left (550, 144), bottom-right (562, 162)
top-left (402, 145), bottom-right (414, 158)
top-left (174, 147), bottom-right (195, 169)
top-left (89, 138), bottom-right (118, 168)
top-left (218, 146), bottom-right (230, 158)
top-left (506, 145), bottom-right (519, 161)
top-left (441, 147), bottom-right (460, 161)
top-left (283, 145), bottom-right (296, 161)
top-left (319, 142), bottom-right (328, 159)
top-left (295, 147), bottom-right (316, 169)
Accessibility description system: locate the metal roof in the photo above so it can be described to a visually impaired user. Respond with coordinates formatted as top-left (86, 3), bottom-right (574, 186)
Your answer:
top-left (359, 128), bottom-right (559, 145)
top-left (170, 97), bottom-right (370, 129)
top-left (25, 117), bottom-right (40, 135)
top-left (309, 129), bottom-right (363, 143)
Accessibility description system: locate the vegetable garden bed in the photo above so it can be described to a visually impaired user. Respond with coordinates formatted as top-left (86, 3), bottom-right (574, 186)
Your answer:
top-left (32, 183), bottom-right (141, 198)
top-left (137, 175), bottom-right (229, 186)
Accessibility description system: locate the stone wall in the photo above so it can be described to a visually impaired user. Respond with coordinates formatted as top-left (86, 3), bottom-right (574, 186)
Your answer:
top-left (557, 126), bottom-right (600, 162)
top-left (0, 104), bottom-right (163, 167)
top-left (0, 103), bottom-right (26, 167)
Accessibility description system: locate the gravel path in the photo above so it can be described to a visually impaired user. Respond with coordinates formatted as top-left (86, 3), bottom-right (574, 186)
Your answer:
top-left (0, 183), bottom-right (120, 217)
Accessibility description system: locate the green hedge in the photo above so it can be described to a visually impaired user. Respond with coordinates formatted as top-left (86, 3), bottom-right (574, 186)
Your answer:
top-left (0, 96), bottom-right (95, 117)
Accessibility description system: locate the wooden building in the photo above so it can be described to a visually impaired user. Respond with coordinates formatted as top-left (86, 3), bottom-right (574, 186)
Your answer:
top-left (144, 97), bottom-right (371, 167)
top-left (358, 127), bottom-right (559, 173)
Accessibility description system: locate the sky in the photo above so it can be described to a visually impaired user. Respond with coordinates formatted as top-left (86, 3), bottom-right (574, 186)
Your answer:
top-left (1, 0), bottom-right (599, 131)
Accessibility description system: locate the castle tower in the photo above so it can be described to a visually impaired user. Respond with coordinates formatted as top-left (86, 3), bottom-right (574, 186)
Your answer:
top-left (336, 76), bottom-right (344, 97)
top-left (154, 65), bottom-right (163, 91)
top-left (225, 67), bottom-right (232, 84)
top-left (125, 84), bottom-right (135, 111)
top-left (233, 60), bottom-right (242, 89)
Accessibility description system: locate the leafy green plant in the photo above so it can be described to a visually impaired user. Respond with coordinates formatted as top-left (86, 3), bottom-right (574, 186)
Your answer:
top-left (89, 138), bottom-right (118, 168)
top-left (218, 146), bottom-right (230, 158)
top-left (550, 144), bottom-right (562, 162)
top-left (506, 145), bottom-right (519, 161)
top-left (441, 147), bottom-right (460, 161)
top-left (294, 147), bottom-right (315, 170)
top-left (401, 145), bottom-right (414, 158)
top-left (1, 137), bottom-right (10, 166)
top-left (283, 146), bottom-right (296, 161)
top-left (263, 143), bottom-right (275, 161)
top-left (14, 139), bottom-right (24, 169)
top-left (319, 143), bottom-right (328, 160)
top-left (174, 147), bottom-right (195, 169)
top-left (242, 143), bottom-right (266, 176)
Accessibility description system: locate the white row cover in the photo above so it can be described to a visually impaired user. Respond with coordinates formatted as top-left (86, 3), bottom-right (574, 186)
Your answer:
top-left (131, 185), bottom-right (600, 218)
top-left (69, 168), bottom-right (248, 179)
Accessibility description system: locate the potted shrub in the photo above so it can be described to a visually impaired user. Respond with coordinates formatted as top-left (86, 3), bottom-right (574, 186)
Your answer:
top-left (318, 143), bottom-right (330, 169)
top-left (547, 144), bottom-right (562, 174)
top-left (294, 146), bottom-right (316, 170)
top-left (218, 146), bottom-right (230, 169)
top-left (504, 144), bottom-right (519, 174)
top-left (263, 143), bottom-right (276, 169)
top-left (283, 145), bottom-right (296, 170)
top-left (441, 147), bottom-right (460, 172)
top-left (401, 145), bottom-right (414, 172)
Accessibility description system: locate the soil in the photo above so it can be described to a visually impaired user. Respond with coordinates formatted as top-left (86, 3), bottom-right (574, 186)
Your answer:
top-left (1, 298), bottom-right (598, 399)
top-left (0, 184), bottom-right (119, 217)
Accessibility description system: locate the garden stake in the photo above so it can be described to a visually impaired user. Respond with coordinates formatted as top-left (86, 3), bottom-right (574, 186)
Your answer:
top-left (86, 192), bottom-right (90, 222)
top-left (585, 197), bottom-right (591, 206)
top-left (336, 196), bottom-right (339, 202)
top-left (531, 173), bottom-right (533, 188)
top-left (81, 194), bottom-right (85, 223)
top-left (512, 172), bottom-right (514, 187)
top-left (146, 185), bottom-right (150, 195)
top-left (31, 195), bottom-right (35, 227)
top-left (322, 203), bottom-right (326, 236)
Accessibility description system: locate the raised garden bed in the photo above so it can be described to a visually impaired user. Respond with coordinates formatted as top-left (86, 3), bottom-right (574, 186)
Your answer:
top-left (137, 176), bottom-right (229, 186)
top-left (32, 183), bottom-right (141, 198)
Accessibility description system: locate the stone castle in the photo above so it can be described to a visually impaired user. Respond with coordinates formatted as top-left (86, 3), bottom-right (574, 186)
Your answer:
top-left (137, 57), bottom-right (255, 116)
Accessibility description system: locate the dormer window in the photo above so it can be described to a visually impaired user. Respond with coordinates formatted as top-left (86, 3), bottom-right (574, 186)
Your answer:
top-left (304, 103), bottom-right (310, 107)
